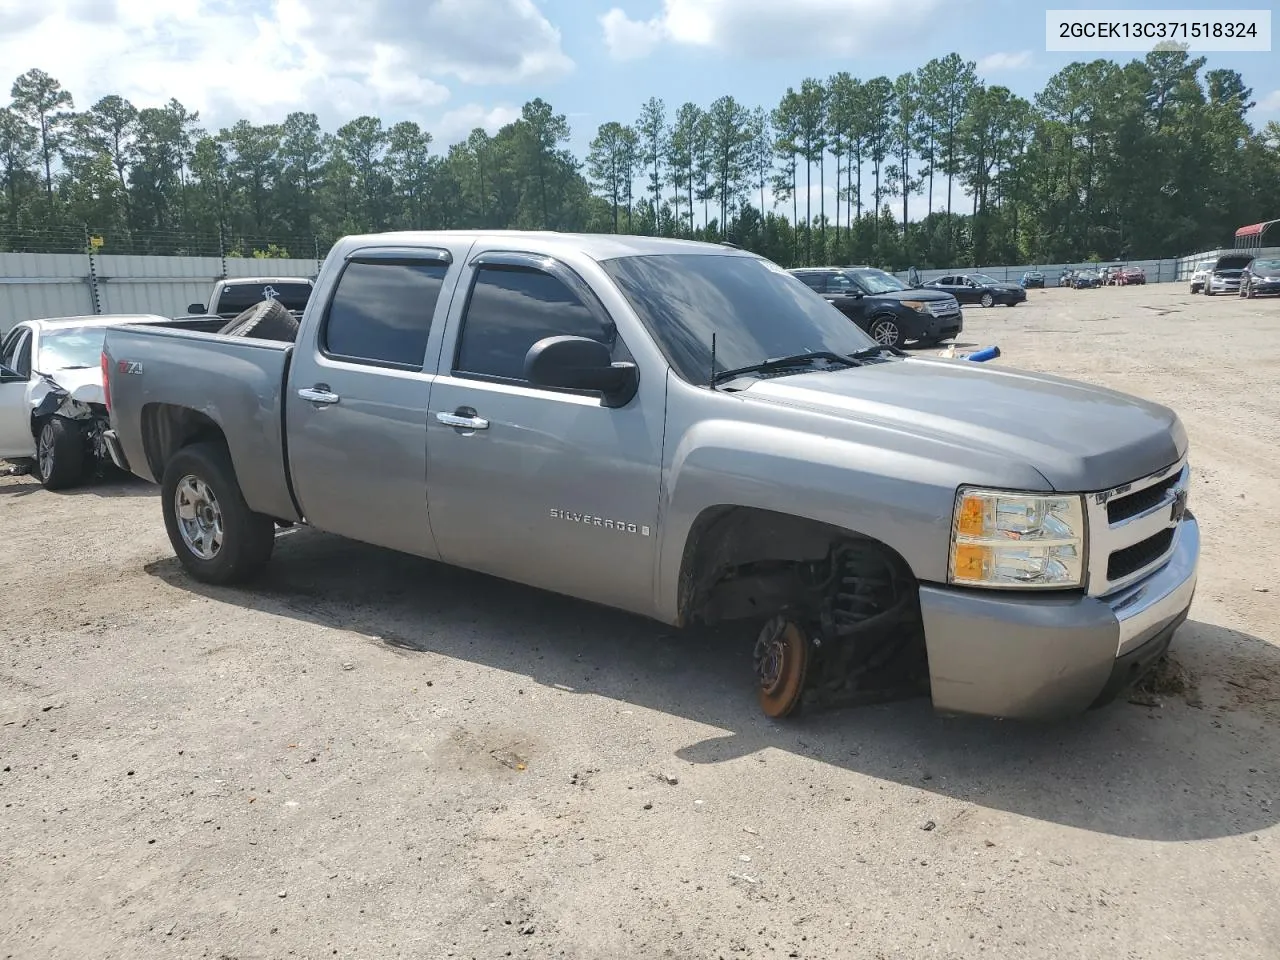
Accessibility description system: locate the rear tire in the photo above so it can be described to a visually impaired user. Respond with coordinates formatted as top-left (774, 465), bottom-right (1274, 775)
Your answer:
top-left (218, 299), bottom-right (299, 343)
top-left (35, 418), bottom-right (86, 491)
top-left (161, 441), bottom-right (276, 585)
top-left (980, 292), bottom-right (994, 308)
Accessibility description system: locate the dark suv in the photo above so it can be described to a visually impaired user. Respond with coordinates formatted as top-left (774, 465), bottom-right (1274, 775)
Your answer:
top-left (787, 266), bottom-right (963, 348)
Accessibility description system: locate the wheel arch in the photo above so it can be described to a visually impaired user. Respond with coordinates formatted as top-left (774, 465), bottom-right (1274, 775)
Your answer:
top-left (140, 403), bottom-right (227, 485)
top-left (674, 505), bottom-right (918, 627)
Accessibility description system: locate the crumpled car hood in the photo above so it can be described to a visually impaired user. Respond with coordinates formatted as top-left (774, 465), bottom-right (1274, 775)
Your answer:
top-left (737, 358), bottom-right (1185, 492)
top-left (39, 367), bottom-right (105, 407)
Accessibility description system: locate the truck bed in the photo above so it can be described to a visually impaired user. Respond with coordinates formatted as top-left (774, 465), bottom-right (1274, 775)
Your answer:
top-left (103, 323), bottom-right (301, 523)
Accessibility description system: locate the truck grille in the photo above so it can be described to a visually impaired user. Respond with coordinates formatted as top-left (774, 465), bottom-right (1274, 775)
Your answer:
top-left (1085, 456), bottom-right (1189, 597)
top-left (1106, 471), bottom-right (1181, 524)
top-left (1106, 527), bottom-right (1176, 581)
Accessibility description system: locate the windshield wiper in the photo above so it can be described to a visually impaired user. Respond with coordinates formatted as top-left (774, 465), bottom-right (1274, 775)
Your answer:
top-left (851, 344), bottom-right (907, 360)
top-left (712, 351), bottom-right (856, 385)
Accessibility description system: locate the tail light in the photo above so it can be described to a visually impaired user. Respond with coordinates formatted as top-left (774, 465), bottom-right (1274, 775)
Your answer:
top-left (101, 350), bottom-right (111, 412)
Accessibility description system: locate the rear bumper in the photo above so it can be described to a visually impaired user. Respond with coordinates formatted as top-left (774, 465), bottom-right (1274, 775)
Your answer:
top-left (918, 512), bottom-right (1199, 720)
top-left (102, 429), bottom-right (130, 472)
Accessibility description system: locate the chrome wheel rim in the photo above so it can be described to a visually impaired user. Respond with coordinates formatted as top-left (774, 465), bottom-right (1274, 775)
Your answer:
top-left (871, 319), bottom-right (899, 346)
top-left (175, 475), bottom-right (223, 560)
top-left (981, 293), bottom-right (994, 307)
top-left (37, 423), bottom-right (55, 478)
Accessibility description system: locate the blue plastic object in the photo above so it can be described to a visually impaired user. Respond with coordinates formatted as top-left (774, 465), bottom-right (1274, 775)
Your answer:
top-left (966, 345), bottom-right (1001, 362)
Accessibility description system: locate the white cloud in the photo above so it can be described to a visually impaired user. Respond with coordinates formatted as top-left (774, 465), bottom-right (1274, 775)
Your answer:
top-left (437, 104), bottom-right (523, 140)
top-left (1258, 89), bottom-right (1280, 112)
top-left (0, 0), bottom-right (569, 131)
top-left (599, 0), bottom-right (942, 60)
top-left (600, 8), bottom-right (667, 61)
top-left (977, 50), bottom-right (1032, 71)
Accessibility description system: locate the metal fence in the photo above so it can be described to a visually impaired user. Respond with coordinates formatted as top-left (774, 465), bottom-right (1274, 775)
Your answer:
top-left (0, 251), bottom-right (322, 335)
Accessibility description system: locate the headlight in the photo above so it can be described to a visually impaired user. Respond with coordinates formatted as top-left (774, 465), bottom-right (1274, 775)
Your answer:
top-left (948, 488), bottom-right (1085, 589)
top-left (900, 300), bottom-right (930, 314)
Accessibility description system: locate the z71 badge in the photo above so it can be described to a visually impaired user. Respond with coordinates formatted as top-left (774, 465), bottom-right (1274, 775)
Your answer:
top-left (549, 508), bottom-right (650, 537)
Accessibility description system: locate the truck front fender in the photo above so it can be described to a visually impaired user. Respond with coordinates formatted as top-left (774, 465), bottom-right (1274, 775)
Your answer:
top-left (657, 419), bottom-right (964, 624)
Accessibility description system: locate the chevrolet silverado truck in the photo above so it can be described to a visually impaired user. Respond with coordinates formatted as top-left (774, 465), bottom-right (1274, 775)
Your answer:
top-left (100, 231), bottom-right (1200, 721)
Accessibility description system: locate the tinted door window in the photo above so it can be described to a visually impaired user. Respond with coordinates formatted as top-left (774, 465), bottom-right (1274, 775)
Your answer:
top-left (9, 332), bottom-right (32, 377)
top-left (454, 265), bottom-right (614, 382)
top-left (793, 273), bottom-right (826, 291)
top-left (323, 259), bottom-right (449, 368)
top-left (824, 273), bottom-right (857, 294)
top-left (0, 329), bottom-right (22, 368)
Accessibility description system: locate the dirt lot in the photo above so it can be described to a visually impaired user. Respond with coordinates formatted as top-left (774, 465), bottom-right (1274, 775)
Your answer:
top-left (2, 283), bottom-right (1278, 960)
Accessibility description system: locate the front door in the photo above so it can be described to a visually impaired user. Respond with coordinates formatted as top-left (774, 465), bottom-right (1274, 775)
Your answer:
top-left (0, 328), bottom-right (36, 460)
top-left (821, 273), bottom-right (870, 330)
top-left (284, 250), bottom-right (459, 559)
top-left (425, 252), bottom-right (664, 617)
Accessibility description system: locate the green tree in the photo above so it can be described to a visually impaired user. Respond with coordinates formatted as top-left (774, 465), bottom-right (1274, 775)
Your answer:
top-left (10, 68), bottom-right (73, 204)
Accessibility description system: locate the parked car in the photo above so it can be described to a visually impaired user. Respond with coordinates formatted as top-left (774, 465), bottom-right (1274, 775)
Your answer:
top-left (102, 230), bottom-right (1198, 723)
top-left (922, 273), bottom-right (1027, 307)
top-left (1188, 259), bottom-right (1217, 294)
top-left (1071, 271), bottom-right (1100, 289)
top-left (1020, 271), bottom-right (1045, 288)
top-left (1239, 257), bottom-right (1280, 298)
top-left (1203, 254), bottom-right (1254, 296)
top-left (1115, 266), bottom-right (1146, 286)
top-left (0, 313), bottom-right (226, 489)
top-left (1058, 270), bottom-right (1076, 287)
top-left (187, 276), bottom-right (315, 320)
top-left (787, 266), bottom-right (962, 348)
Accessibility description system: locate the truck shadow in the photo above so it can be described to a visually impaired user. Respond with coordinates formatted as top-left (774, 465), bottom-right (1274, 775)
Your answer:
top-left (144, 527), bottom-right (1280, 844)
top-left (0, 471), bottom-right (155, 499)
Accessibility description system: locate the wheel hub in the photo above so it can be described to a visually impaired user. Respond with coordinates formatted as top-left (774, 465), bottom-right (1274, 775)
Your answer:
top-left (752, 616), bottom-right (809, 718)
top-left (175, 475), bottom-right (224, 561)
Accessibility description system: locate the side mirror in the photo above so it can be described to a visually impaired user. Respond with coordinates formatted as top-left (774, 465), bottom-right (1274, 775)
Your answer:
top-left (188, 303), bottom-right (207, 314)
top-left (524, 335), bottom-right (639, 408)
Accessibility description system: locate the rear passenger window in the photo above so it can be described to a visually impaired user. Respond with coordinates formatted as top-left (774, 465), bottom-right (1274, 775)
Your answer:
top-left (323, 260), bottom-right (449, 369)
top-left (454, 265), bottom-right (614, 382)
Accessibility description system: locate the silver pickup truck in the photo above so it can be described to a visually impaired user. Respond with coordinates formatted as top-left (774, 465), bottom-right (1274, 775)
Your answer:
top-left (100, 231), bottom-right (1199, 721)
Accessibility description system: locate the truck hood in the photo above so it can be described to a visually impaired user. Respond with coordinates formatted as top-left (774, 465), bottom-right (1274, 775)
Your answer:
top-left (737, 358), bottom-right (1184, 492)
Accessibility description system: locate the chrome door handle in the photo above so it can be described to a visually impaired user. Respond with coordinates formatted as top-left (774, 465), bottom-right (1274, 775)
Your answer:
top-left (436, 411), bottom-right (489, 430)
top-left (298, 386), bottom-right (340, 405)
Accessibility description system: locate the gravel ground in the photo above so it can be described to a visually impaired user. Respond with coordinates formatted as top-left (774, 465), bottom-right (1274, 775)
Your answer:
top-left (2, 283), bottom-right (1278, 960)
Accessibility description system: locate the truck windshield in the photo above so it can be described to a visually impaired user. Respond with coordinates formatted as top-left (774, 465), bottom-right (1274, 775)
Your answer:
top-left (600, 253), bottom-right (878, 385)
top-left (39, 326), bottom-right (106, 370)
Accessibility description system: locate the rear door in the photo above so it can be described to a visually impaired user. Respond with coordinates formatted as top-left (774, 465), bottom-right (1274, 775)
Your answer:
top-left (284, 247), bottom-right (463, 559)
top-left (0, 327), bottom-right (36, 459)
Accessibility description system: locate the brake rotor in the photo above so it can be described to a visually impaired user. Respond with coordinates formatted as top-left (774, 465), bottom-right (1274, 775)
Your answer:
top-left (752, 616), bottom-right (810, 718)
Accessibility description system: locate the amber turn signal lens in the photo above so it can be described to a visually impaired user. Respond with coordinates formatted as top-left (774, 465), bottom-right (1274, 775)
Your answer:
top-left (956, 495), bottom-right (987, 538)
top-left (952, 543), bottom-right (990, 580)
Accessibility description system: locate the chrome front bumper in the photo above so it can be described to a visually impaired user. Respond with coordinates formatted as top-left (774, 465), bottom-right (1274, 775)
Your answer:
top-left (918, 512), bottom-right (1200, 719)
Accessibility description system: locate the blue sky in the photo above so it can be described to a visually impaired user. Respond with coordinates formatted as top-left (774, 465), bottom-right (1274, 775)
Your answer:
top-left (2, 0), bottom-right (1276, 220)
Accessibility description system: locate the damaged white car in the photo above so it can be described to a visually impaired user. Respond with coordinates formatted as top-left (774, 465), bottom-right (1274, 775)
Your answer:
top-left (0, 315), bottom-right (168, 489)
